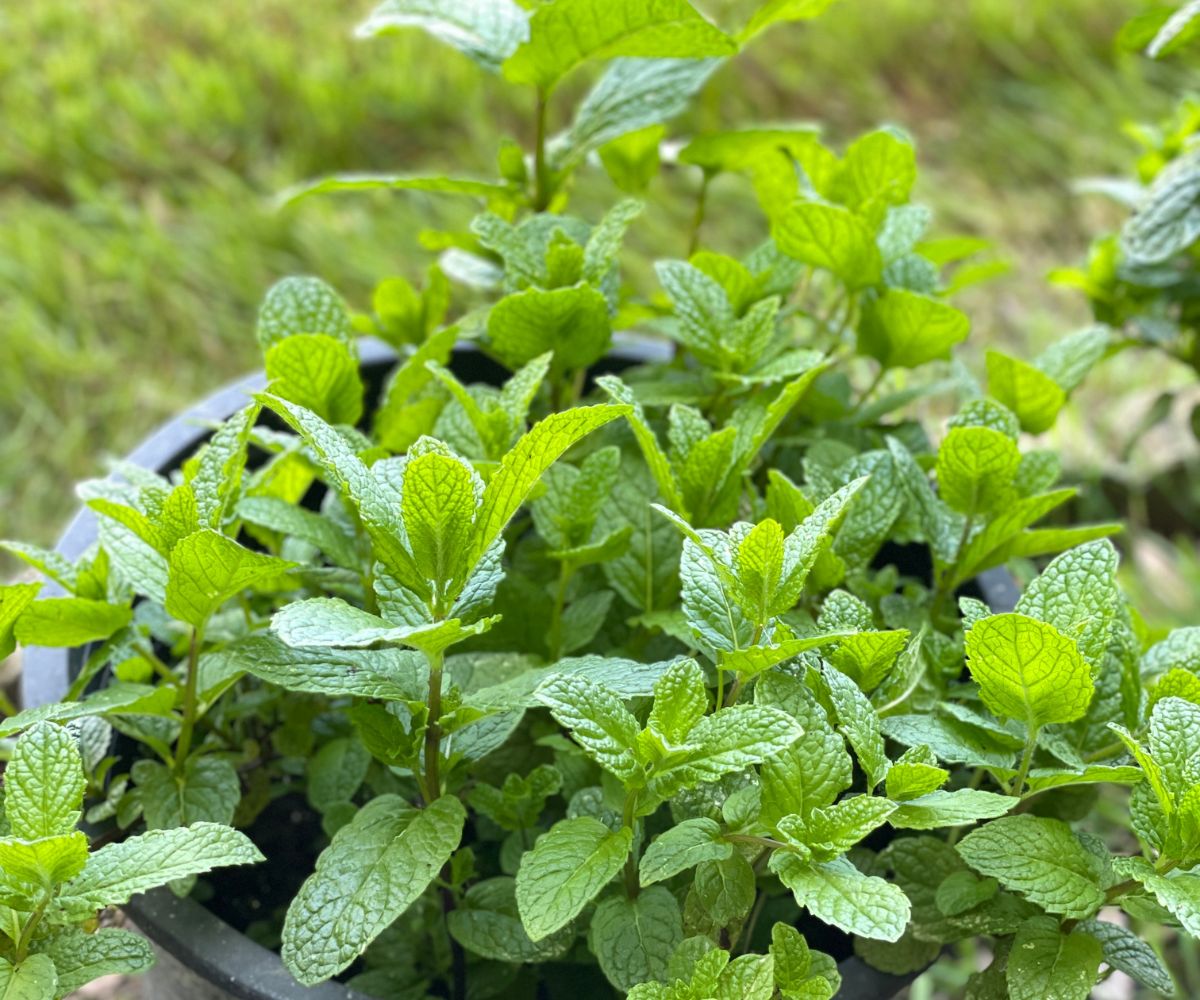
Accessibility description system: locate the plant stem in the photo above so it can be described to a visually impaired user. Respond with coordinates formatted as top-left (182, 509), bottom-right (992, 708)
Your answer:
top-left (441, 880), bottom-right (466, 1000)
top-left (533, 87), bottom-right (550, 210)
top-left (735, 889), bottom-right (768, 955)
top-left (855, 366), bottom-right (887, 413)
top-left (1009, 727), bottom-right (1039, 797)
top-left (14, 896), bottom-right (49, 963)
top-left (424, 648), bottom-right (445, 803)
top-left (622, 791), bottom-right (640, 899)
top-left (686, 171), bottom-right (711, 257)
top-left (135, 641), bottom-right (181, 687)
top-left (547, 561), bottom-right (573, 661)
top-left (174, 627), bottom-right (203, 772)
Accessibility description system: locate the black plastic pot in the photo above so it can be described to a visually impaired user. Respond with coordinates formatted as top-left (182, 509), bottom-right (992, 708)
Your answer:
top-left (21, 338), bottom-right (1017, 1000)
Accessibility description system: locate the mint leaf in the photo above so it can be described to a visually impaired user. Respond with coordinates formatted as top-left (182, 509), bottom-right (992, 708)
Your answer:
top-left (740, 0), bottom-right (839, 40)
top-left (956, 814), bottom-right (1106, 919)
top-left (515, 817), bottom-right (632, 940)
top-left (0, 833), bottom-right (89, 890)
top-left (648, 659), bottom-right (708, 745)
top-left (694, 853), bottom-right (756, 925)
top-left (1078, 918), bottom-right (1176, 996)
top-left (488, 284), bottom-right (611, 373)
top-left (265, 334), bottom-right (364, 426)
top-left (0, 583), bottom-right (40, 660)
top-left (14, 599), bottom-right (131, 648)
top-left (535, 675), bottom-right (641, 780)
top-left (591, 886), bottom-right (683, 991)
top-left (859, 289), bottom-right (969, 369)
top-left (772, 202), bottom-right (882, 288)
top-left (965, 613), bottom-right (1093, 729)
top-left (281, 795), bottom-right (464, 984)
top-left (986, 350), bottom-right (1066, 434)
top-left (503, 0), bottom-right (734, 91)
top-left (936, 426), bottom-right (1020, 517)
top-left (62, 822), bottom-right (263, 908)
top-left (822, 665), bottom-right (889, 789)
top-left (1006, 916), bottom-right (1101, 1000)
top-left (255, 276), bottom-right (353, 354)
top-left (770, 853), bottom-right (911, 942)
top-left (166, 529), bottom-right (294, 629)
top-left (41, 928), bottom-right (154, 997)
top-left (889, 789), bottom-right (1014, 830)
top-left (5, 723), bottom-right (85, 840)
top-left (356, 0), bottom-right (530, 70)
top-left (639, 818), bottom-right (732, 885)
top-left (0, 955), bottom-right (57, 1000)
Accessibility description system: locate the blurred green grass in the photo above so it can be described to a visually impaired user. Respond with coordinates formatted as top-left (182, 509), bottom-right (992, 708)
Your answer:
top-left (0, 0), bottom-right (1177, 559)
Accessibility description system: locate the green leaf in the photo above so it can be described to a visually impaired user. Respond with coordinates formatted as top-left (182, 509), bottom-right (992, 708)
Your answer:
top-left (470, 405), bottom-right (629, 565)
top-left (936, 427), bottom-right (1020, 517)
top-left (133, 755), bottom-right (240, 830)
top-left (801, 795), bottom-right (897, 856)
top-left (0, 955), bottom-right (57, 1000)
top-left (13, 598), bottom-right (131, 648)
top-left (956, 815), bottom-right (1106, 919)
top-left (503, 0), bottom-right (735, 91)
top-left (986, 350), bottom-right (1066, 434)
top-left (402, 449), bottom-right (480, 595)
top-left (564, 58), bottom-right (721, 162)
top-left (859, 289), bottom-right (968, 369)
top-left (718, 634), bottom-right (848, 682)
top-left (1078, 918), bottom-right (1176, 997)
top-left (281, 795), bottom-right (464, 984)
top-left (822, 665), bottom-right (889, 789)
top-left (772, 202), bottom-right (882, 288)
top-left (648, 659), bottom-right (708, 745)
top-left (1015, 540), bottom-right (1119, 670)
top-left (255, 276), bottom-right (353, 354)
top-left (1006, 916), bottom-right (1101, 1000)
top-left (265, 334), bottom-right (364, 426)
top-left (0, 583), bottom-right (41, 660)
top-left (534, 675), bottom-right (641, 780)
top-left (279, 172), bottom-right (513, 208)
top-left (0, 833), bottom-right (89, 890)
top-left (41, 928), bottom-right (154, 997)
top-left (165, 529), bottom-right (294, 629)
top-left (694, 853), bottom-right (756, 924)
top-left (515, 817), bottom-right (633, 940)
top-left (591, 886), bottom-right (683, 992)
top-left (966, 613), bottom-right (1092, 729)
top-left (307, 738), bottom-right (371, 813)
top-left (447, 878), bottom-right (573, 963)
top-left (192, 404), bottom-right (260, 530)
top-left (889, 789), bottom-right (1014, 830)
top-left (5, 723), bottom-right (85, 840)
top-left (770, 853), bottom-right (910, 942)
top-left (488, 284), bottom-right (611, 373)
top-left (63, 822), bottom-right (263, 908)
top-left (237, 496), bottom-right (358, 570)
top-left (1122, 154), bottom-right (1200, 265)
top-left (1115, 856), bottom-right (1200, 937)
top-left (639, 818), bottom-right (732, 885)
top-left (355, 0), bottom-right (530, 71)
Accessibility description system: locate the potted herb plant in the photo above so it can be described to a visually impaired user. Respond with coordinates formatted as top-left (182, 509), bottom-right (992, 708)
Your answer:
top-left (3, 2), bottom-right (1198, 999)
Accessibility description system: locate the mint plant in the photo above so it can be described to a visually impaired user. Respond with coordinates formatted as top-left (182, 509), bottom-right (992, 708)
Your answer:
top-left (0, 2), bottom-right (1195, 999)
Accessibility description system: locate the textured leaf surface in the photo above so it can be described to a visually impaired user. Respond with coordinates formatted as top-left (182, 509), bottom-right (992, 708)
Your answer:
top-left (516, 817), bottom-right (632, 940)
top-left (770, 853), bottom-right (911, 941)
top-left (1006, 916), bottom-right (1101, 1000)
top-left (166, 529), bottom-right (293, 629)
top-left (639, 818), bottom-right (732, 885)
top-left (956, 815), bottom-right (1106, 918)
top-left (591, 886), bottom-right (683, 991)
top-left (356, 0), bottom-right (529, 70)
top-left (5, 722), bottom-right (85, 840)
top-left (281, 795), bottom-right (464, 984)
top-left (42, 928), bottom-right (155, 997)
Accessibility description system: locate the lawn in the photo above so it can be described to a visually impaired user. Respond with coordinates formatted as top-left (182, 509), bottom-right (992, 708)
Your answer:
top-left (0, 0), bottom-right (1177, 564)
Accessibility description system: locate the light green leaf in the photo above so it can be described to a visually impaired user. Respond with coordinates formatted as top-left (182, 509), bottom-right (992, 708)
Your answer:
top-left (237, 496), bottom-right (358, 570)
top-left (255, 276), bottom-right (353, 353)
top-left (860, 289), bottom-right (969, 369)
top-left (63, 822), bottom-right (263, 909)
top-left (132, 756), bottom-right (240, 830)
top-left (503, 0), bottom-right (735, 91)
top-left (640, 819), bottom-right (732, 885)
top-left (446, 878), bottom-right (572, 963)
top-left (192, 403), bottom-right (260, 530)
top-left (770, 853), bottom-right (910, 942)
top-left (936, 427), bottom-right (1020, 517)
top-left (966, 613), bottom-right (1092, 729)
top-left (470, 405), bottom-right (629, 564)
top-left (402, 449), bottom-right (479, 595)
top-left (535, 675), bottom-right (641, 780)
top-left (889, 789), bottom-right (1014, 830)
top-left (279, 172), bottom-right (513, 208)
top-left (0, 833), bottom-right (89, 890)
top-left (166, 529), bottom-right (294, 629)
top-left (1006, 916), bottom-right (1101, 1000)
top-left (822, 665), bottom-right (889, 789)
top-left (648, 659), bottom-right (707, 744)
top-left (772, 202), bottom-right (882, 288)
top-left (355, 0), bottom-right (530, 70)
top-left (0, 583), bottom-right (41, 660)
top-left (739, 0), bottom-right (839, 38)
top-left (488, 284), bottom-right (612, 373)
top-left (1115, 856), bottom-right (1200, 937)
top-left (986, 350), bottom-right (1066, 434)
top-left (5, 723), bottom-right (85, 840)
top-left (801, 795), bottom-right (897, 856)
top-left (515, 817), bottom-right (633, 940)
top-left (591, 886), bottom-right (683, 992)
top-left (14, 599), bottom-right (131, 649)
top-left (694, 853), bottom-right (756, 925)
top-left (719, 633), bottom-right (848, 681)
top-left (265, 334), bottom-right (363, 426)
top-left (956, 815), bottom-right (1106, 919)
top-left (281, 795), bottom-right (464, 984)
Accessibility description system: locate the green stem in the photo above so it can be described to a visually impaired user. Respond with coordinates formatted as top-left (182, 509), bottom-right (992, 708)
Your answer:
top-left (1010, 727), bottom-right (1039, 797)
top-left (735, 889), bottom-right (768, 956)
top-left (135, 641), bottom-right (181, 687)
top-left (174, 627), bottom-right (204, 773)
top-left (13, 897), bottom-right (49, 963)
top-left (686, 171), bottom-right (711, 257)
top-left (423, 648), bottom-right (445, 803)
top-left (854, 366), bottom-right (887, 414)
top-left (547, 562), bottom-right (573, 661)
top-left (623, 791), bottom-right (640, 899)
top-left (533, 87), bottom-right (550, 210)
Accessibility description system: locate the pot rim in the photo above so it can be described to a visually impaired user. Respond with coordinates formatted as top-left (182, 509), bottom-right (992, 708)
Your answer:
top-left (19, 334), bottom-right (1013, 1000)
